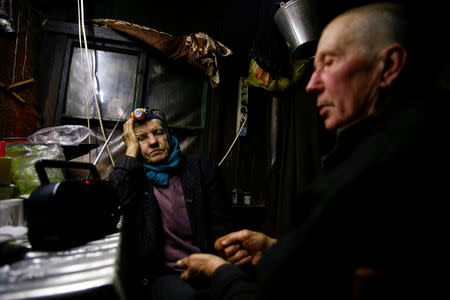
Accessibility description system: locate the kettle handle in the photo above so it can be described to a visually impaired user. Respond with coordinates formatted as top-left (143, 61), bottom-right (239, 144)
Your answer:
top-left (35, 159), bottom-right (101, 185)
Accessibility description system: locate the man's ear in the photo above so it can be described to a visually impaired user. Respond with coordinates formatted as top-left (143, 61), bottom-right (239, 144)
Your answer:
top-left (379, 44), bottom-right (407, 88)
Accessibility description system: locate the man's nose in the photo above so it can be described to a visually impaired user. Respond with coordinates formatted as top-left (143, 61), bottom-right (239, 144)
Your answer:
top-left (305, 70), bottom-right (322, 94)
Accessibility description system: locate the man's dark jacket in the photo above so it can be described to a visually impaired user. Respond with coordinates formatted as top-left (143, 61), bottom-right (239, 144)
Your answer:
top-left (209, 96), bottom-right (447, 299)
top-left (109, 154), bottom-right (232, 299)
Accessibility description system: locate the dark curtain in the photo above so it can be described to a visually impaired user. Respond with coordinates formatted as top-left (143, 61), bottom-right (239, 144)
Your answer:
top-left (273, 79), bottom-right (323, 235)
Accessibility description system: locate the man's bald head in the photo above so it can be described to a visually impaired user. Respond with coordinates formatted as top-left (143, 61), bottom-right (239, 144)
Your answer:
top-left (324, 3), bottom-right (407, 61)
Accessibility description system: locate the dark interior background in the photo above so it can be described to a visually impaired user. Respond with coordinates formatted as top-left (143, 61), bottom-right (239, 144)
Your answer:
top-left (1, 0), bottom-right (448, 235)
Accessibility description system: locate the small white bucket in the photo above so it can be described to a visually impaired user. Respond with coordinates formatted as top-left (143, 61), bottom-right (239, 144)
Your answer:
top-left (0, 198), bottom-right (24, 227)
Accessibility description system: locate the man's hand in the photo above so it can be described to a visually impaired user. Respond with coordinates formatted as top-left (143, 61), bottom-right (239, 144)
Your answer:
top-left (177, 253), bottom-right (229, 280)
top-left (122, 118), bottom-right (140, 158)
top-left (215, 229), bottom-right (277, 266)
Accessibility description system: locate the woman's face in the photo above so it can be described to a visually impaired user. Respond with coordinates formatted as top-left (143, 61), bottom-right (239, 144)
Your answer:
top-left (134, 119), bottom-right (171, 164)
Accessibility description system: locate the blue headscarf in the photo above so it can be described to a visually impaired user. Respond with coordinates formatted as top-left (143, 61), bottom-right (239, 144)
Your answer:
top-left (141, 121), bottom-right (182, 186)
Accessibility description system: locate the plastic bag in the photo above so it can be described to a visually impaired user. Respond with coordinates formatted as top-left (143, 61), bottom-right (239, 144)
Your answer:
top-left (27, 125), bottom-right (93, 146)
top-left (5, 144), bottom-right (65, 195)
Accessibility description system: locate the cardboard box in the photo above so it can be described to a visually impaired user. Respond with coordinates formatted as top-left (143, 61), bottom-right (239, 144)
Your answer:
top-left (0, 185), bottom-right (20, 200)
top-left (0, 157), bottom-right (12, 185)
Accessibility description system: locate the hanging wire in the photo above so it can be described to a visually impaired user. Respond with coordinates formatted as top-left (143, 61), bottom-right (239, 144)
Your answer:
top-left (77, 0), bottom-right (91, 162)
top-left (78, 0), bottom-right (115, 167)
top-left (21, 9), bottom-right (31, 81)
top-left (218, 114), bottom-right (247, 167)
top-left (12, 10), bottom-right (20, 84)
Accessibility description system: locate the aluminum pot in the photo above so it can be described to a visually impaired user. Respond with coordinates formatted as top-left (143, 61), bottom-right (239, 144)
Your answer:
top-left (274, 0), bottom-right (321, 58)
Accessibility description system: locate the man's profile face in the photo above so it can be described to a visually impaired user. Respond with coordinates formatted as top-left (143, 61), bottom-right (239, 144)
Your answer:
top-left (305, 14), bottom-right (382, 131)
top-left (134, 118), bottom-right (171, 164)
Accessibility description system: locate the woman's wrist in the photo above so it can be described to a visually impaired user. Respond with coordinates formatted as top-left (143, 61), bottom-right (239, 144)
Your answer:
top-left (125, 146), bottom-right (139, 158)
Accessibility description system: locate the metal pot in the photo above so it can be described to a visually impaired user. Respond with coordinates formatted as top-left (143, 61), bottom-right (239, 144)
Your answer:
top-left (274, 0), bottom-right (321, 58)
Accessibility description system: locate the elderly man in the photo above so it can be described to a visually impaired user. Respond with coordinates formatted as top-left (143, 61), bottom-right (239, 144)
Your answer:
top-left (109, 108), bottom-right (232, 300)
top-left (178, 3), bottom-right (446, 299)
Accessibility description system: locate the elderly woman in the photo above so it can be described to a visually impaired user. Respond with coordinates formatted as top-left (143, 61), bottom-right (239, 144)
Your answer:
top-left (109, 108), bottom-right (232, 300)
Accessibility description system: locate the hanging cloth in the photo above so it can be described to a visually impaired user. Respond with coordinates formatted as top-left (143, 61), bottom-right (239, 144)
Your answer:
top-left (91, 19), bottom-right (232, 88)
